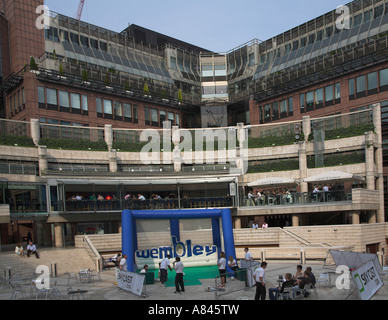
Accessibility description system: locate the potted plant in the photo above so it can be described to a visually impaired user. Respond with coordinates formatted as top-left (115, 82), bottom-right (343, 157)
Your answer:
top-left (82, 69), bottom-right (90, 84)
top-left (178, 89), bottom-right (183, 104)
top-left (30, 56), bottom-right (39, 74)
top-left (104, 73), bottom-right (112, 89)
top-left (143, 82), bottom-right (151, 98)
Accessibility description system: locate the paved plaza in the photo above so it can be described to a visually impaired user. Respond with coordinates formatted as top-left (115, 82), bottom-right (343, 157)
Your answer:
top-left (1, 260), bottom-right (386, 302)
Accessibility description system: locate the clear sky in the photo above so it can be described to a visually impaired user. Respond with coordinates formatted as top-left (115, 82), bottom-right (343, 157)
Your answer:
top-left (44, 0), bottom-right (349, 53)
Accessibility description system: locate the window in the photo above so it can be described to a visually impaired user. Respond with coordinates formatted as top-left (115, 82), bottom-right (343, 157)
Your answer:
top-left (380, 68), bottom-right (388, 90)
top-left (114, 101), bottom-right (122, 118)
top-left (279, 99), bottom-right (287, 117)
top-left (202, 65), bottom-right (213, 78)
top-left (335, 83), bottom-right (341, 100)
top-left (82, 95), bottom-right (88, 111)
top-left (299, 93), bottom-right (305, 112)
top-left (288, 97), bottom-right (293, 115)
top-left (272, 102), bottom-right (279, 120)
top-left (123, 103), bottom-right (132, 120)
top-left (175, 114), bottom-right (180, 127)
top-left (71, 93), bottom-right (81, 112)
top-left (367, 72), bottom-right (378, 93)
top-left (306, 91), bottom-right (314, 110)
top-left (168, 112), bottom-right (174, 125)
top-left (133, 105), bottom-right (138, 124)
top-left (38, 86), bottom-right (45, 106)
top-left (264, 104), bottom-right (271, 121)
top-left (325, 85), bottom-right (333, 102)
top-left (96, 98), bottom-right (102, 114)
top-left (315, 88), bottom-right (323, 107)
top-left (59, 90), bottom-right (69, 109)
top-left (46, 88), bottom-right (57, 107)
top-left (160, 110), bottom-right (166, 127)
top-left (170, 57), bottom-right (177, 70)
top-left (349, 78), bottom-right (355, 98)
top-left (70, 32), bottom-right (79, 45)
top-left (145, 107), bottom-right (150, 125)
top-left (151, 108), bottom-right (158, 126)
top-left (103, 100), bottom-right (113, 116)
top-left (356, 75), bottom-right (366, 97)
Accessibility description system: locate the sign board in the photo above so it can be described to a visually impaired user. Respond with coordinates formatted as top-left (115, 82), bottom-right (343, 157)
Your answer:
top-left (350, 259), bottom-right (383, 300)
top-left (135, 236), bottom-right (218, 269)
top-left (117, 269), bottom-right (145, 296)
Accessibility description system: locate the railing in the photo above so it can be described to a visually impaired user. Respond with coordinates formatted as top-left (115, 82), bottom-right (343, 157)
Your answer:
top-left (83, 235), bottom-right (103, 272)
top-left (63, 196), bottom-right (235, 212)
top-left (214, 261), bottom-right (259, 300)
top-left (241, 191), bottom-right (350, 207)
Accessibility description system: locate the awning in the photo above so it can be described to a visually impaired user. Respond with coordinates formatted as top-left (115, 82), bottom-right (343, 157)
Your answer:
top-left (303, 171), bottom-right (365, 183)
top-left (247, 177), bottom-right (297, 188)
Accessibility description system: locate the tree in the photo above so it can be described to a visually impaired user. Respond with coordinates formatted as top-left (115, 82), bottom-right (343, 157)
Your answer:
top-left (143, 82), bottom-right (150, 95)
top-left (59, 63), bottom-right (64, 76)
top-left (124, 80), bottom-right (130, 91)
top-left (82, 69), bottom-right (89, 82)
top-left (30, 56), bottom-right (38, 71)
top-left (104, 73), bottom-right (111, 86)
top-left (178, 89), bottom-right (183, 103)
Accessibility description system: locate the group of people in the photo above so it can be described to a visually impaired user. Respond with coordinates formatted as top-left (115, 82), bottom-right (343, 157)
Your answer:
top-left (248, 189), bottom-right (294, 206)
top-left (14, 231), bottom-right (40, 259)
top-left (252, 221), bottom-right (268, 229)
top-left (256, 263), bottom-right (316, 300)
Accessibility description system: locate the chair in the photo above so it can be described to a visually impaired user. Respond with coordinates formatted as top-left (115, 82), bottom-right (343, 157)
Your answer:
top-left (65, 272), bottom-right (79, 285)
top-left (303, 283), bottom-right (318, 299)
top-left (79, 269), bottom-right (91, 283)
top-left (89, 270), bottom-right (102, 282)
top-left (10, 282), bottom-right (25, 300)
top-left (278, 286), bottom-right (293, 300)
top-left (381, 266), bottom-right (388, 279)
top-left (316, 273), bottom-right (330, 287)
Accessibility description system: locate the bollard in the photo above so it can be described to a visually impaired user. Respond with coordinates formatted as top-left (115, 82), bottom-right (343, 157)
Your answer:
top-left (51, 262), bottom-right (57, 278)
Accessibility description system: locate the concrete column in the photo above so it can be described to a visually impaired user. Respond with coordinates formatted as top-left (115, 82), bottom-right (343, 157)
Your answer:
top-left (352, 211), bottom-right (360, 225)
top-left (234, 217), bottom-right (241, 229)
top-left (236, 123), bottom-right (248, 174)
top-left (109, 149), bottom-right (117, 173)
top-left (364, 131), bottom-right (375, 190)
top-left (302, 116), bottom-right (311, 142)
top-left (292, 214), bottom-right (300, 226)
top-left (298, 141), bottom-right (308, 192)
top-left (368, 212), bottom-right (377, 224)
top-left (104, 124), bottom-right (113, 150)
top-left (54, 223), bottom-right (63, 248)
top-left (38, 145), bottom-right (48, 176)
top-left (372, 103), bottom-right (385, 223)
top-left (30, 118), bottom-right (40, 146)
top-left (172, 126), bottom-right (182, 172)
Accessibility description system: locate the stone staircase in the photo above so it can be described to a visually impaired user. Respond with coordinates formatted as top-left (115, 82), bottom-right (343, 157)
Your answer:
top-left (0, 247), bottom-right (96, 278)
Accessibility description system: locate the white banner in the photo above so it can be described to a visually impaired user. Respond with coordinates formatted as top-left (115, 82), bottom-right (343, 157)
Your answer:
top-left (351, 259), bottom-right (383, 300)
top-left (117, 270), bottom-right (145, 296)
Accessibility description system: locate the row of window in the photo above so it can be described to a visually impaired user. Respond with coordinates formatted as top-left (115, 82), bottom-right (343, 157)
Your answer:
top-left (38, 86), bottom-right (89, 115)
top-left (259, 3), bottom-right (388, 66)
top-left (144, 107), bottom-right (180, 127)
top-left (300, 83), bottom-right (341, 113)
top-left (9, 87), bottom-right (25, 116)
top-left (45, 27), bottom-right (108, 52)
top-left (258, 97), bottom-right (294, 123)
top-left (96, 98), bottom-right (138, 123)
top-left (349, 68), bottom-right (388, 99)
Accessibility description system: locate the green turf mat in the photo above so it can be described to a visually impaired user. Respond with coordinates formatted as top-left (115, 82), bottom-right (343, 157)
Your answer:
top-left (139, 265), bottom-right (220, 287)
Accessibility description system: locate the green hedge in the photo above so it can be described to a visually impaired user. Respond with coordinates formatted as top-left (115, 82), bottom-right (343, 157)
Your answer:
top-left (112, 141), bottom-right (148, 152)
top-left (247, 159), bottom-right (299, 173)
top-left (0, 135), bottom-right (36, 147)
top-left (307, 152), bottom-right (365, 168)
top-left (248, 133), bottom-right (304, 149)
top-left (308, 124), bottom-right (374, 141)
top-left (39, 138), bottom-right (108, 151)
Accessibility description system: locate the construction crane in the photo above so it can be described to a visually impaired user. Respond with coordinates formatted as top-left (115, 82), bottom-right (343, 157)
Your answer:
top-left (76, 0), bottom-right (85, 20)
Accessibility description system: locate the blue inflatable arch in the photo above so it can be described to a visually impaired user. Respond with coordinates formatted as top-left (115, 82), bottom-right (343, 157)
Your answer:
top-left (121, 208), bottom-right (236, 272)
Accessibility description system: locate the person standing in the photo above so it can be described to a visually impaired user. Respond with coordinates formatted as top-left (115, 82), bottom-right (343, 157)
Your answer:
top-left (253, 262), bottom-right (267, 300)
top-left (119, 254), bottom-right (127, 271)
top-left (159, 255), bottom-right (172, 285)
top-left (218, 252), bottom-right (227, 288)
top-left (173, 257), bottom-right (185, 293)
